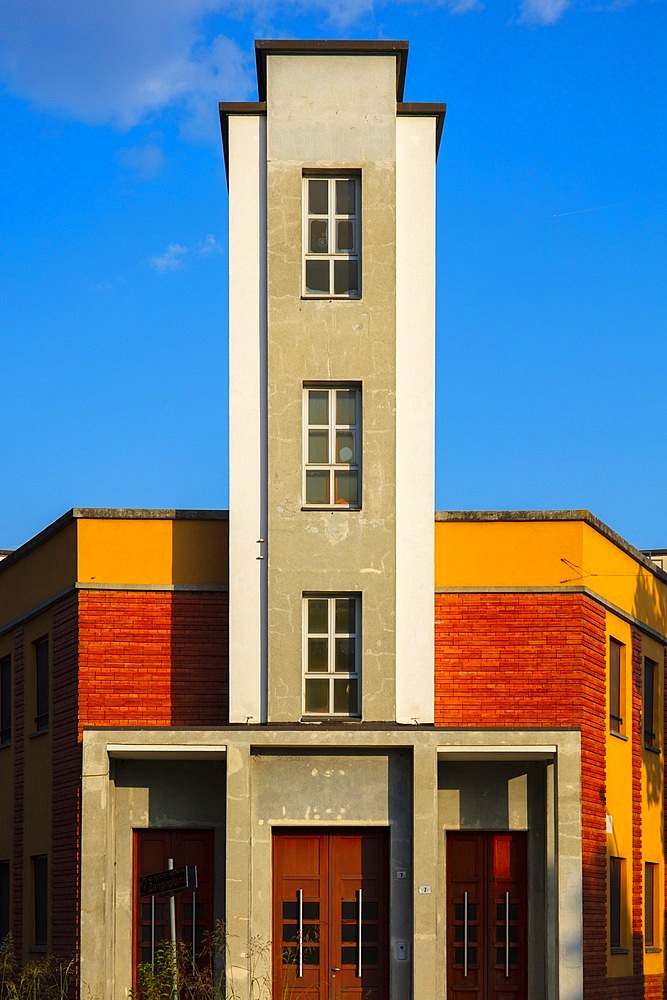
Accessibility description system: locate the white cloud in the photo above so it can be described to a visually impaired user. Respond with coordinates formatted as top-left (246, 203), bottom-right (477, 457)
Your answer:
top-left (150, 243), bottom-right (190, 273)
top-left (519, 0), bottom-right (571, 23)
top-left (0, 0), bottom-right (253, 137)
top-left (149, 234), bottom-right (223, 273)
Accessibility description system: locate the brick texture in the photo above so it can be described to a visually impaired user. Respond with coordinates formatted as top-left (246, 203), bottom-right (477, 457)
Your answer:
top-left (51, 593), bottom-right (80, 962)
top-left (77, 590), bottom-right (229, 733)
top-left (435, 592), bottom-right (612, 998)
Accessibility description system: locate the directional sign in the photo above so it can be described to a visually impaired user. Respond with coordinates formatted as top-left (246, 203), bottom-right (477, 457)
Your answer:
top-left (139, 865), bottom-right (198, 898)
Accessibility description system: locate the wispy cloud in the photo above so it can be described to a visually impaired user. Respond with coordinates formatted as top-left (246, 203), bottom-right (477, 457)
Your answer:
top-left (519, 0), bottom-right (571, 23)
top-left (149, 234), bottom-right (223, 274)
top-left (0, 1), bottom-right (252, 140)
top-left (150, 243), bottom-right (190, 274)
top-left (119, 143), bottom-right (166, 180)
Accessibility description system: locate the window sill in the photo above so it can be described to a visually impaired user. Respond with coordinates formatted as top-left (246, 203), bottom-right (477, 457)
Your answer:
top-left (0, 740), bottom-right (10, 751)
top-left (646, 946), bottom-right (662, 954)
top-left (301, 295), bottom-right (361, 302)
top-left (644, 745), bottom-right (661, 755)
top-left (300, 717), bottom-right (362, 724)
top-left (301, 506), bottom-right (361, 513)
top-left (610, 731), bottom-right (628, 741)
top-left (29, 945), bottom-right (47, 954)
top-left (29, 728), bottom-right (49, 739)
top-left (610, 947), bottom-right (629, 955)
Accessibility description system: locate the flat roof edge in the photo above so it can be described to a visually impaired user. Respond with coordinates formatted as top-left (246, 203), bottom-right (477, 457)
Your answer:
top-left (255, 39), bottom-right (409, 101)
top-left (0, 509), bottom-right (229, 575)
top-left (435, 509), bottom-right (667, 582)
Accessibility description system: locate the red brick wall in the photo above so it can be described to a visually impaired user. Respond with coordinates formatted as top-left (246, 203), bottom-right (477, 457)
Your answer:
top-left (51, 592), bottom-right (80, 962)
top-left (435, 591), bottom-right (609, 998)
top-left (77, 590), bottom-right (229, 733)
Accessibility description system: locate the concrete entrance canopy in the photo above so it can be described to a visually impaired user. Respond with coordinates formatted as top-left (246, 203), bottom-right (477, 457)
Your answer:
top-left (80, 726), bottom-right (582, 1000)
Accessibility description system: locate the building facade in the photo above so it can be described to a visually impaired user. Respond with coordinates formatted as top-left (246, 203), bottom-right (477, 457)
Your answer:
top-left (0, 40), bottom-right (665, 1000)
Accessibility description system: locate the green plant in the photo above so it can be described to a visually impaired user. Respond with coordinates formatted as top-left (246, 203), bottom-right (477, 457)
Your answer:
top-left (0, 935), bottom-right (75, 1000)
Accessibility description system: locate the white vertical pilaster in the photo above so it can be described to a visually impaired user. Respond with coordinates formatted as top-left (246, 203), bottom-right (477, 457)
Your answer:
top-left (395, 116), bottom-right (436, 724)
top-left (228, 114), bottom-right (268, 724)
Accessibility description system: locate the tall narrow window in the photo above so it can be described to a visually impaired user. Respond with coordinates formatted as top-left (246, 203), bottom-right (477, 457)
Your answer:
top-left (610, 856), bottom-right (624, 950)
top-left (303, 175), bottom-right (360, 298)
top-left (304, 386), bottom-right (360, 508)
top-left (0, 655), bottom-right (10, 745)
top-left (0, 860), bottom-right (9, 941)
top-left (645, 862), bottom-right (658, 948)
top-left (34, 638), bottom-right (49, 732)
top-left (33, 855), bottom-right (47, 948)
top-left (609, 639), bottom-right (624, 735)
top-left (643, 657), bottom-right (658, 750)
top-left (303, 595), bottom-right (360, 717)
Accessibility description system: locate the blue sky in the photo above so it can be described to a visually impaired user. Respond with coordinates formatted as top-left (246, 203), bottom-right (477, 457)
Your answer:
top-left (1, 0), bottom-right (665, 552)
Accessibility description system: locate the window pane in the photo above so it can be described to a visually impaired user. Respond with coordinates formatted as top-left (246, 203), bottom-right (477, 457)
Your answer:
top-left (334, 678), bottom-right (358, 714)
top-left (305, 678), bottom-right (329, 713)
top-left (336, 390), bottom-right (356, 426)
top-left (308, 179), bottom-right (328, 215)
top-left (335, 430), bottom-right (355, 464)
top-left (335, 179), bottom-right (356, 215)
top-left (334, 637), bottom-right (355, 672)
top-left (309, 219), bottom-right (329, 254)
top-left (336, 220), bottom-right (355, 252)
top-left (34, 856), bottom-right (47, 947)
top-left (645, 863), bottom-right (656, 946)
top-left (334, 259), bottom-right (359, 296)
top-left (334, 470), bottom-right (359, 505)
top-left (308, 638), bottom-right (328, 673)
top-left (309, 429), bottom-right (329, 464)
top-left (610, 639), bottom-right (622, 732)
top-left (335, 597), bottom-right (356, 633)
top-left (308, 390), bottom-right (329, 425)
top-left (308, 599), bottom-right (328, 634)
top-left (305, 259), bottom-right (330, 295)
top-left (306, 470), bottom-right (329, 505)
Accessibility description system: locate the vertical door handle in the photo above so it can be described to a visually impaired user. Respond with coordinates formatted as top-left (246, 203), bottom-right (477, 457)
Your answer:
top-left (505, 891), bottom-right (510, 978)
top-left (297, 888), bottom-right (303, 978)
top-left (463, 891), bottom-right (468, 977)
top-left (357, 888), bottom-right (363, 977)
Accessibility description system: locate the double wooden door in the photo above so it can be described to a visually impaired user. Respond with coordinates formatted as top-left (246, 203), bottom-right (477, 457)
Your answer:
top-left (273, 828), bottom-right (389, 999)
top-left (446, 832), bottom-right (527, 1000)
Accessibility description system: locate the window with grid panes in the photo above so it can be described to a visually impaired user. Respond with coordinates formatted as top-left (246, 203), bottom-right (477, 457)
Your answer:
top-left (643, 657), bottom-right (658, 749)
top-left (303, 595), bottom-right (360, 717)
top-left (303, 176), bottom-right (360, 297)
top-left (304, 386), bottom-right (360, 508)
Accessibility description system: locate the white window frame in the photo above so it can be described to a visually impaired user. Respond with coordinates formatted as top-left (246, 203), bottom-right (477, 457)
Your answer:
top-left (303, 594), bottom-right (361, 718)
top-left (302, 175), bottom-right (361, 298)
top-left (303, 385), bottom-right (361, 509)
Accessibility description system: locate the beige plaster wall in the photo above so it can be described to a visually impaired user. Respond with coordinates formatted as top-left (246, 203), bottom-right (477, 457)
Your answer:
top-left (264, 53), bottom-right (399, 723)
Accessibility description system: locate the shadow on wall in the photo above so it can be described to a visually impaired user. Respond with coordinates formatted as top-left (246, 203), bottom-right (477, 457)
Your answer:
top-left (632, 562), bottom-right (667, 808)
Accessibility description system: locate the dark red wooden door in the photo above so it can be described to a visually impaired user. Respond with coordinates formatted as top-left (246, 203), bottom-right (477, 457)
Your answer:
top-left (133, 829), bottom-right (214, 974)
top-left (446, 832), bottom-right (527, 1000)
top-left (273, 828), bottom-right (388, 1000)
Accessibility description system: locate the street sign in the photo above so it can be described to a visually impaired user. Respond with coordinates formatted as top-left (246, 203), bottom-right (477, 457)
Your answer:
top-left (139, 865), bottom-right (198, 898)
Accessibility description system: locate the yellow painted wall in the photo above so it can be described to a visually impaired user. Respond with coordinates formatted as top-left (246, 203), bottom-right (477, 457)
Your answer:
top-left (21, 609), bottom-right (53, 959)
top-left (435, 516), bottom-right (667, 634)
top-left (0, 521), bottom-right (77, 627)
top-left (76, 517), bottom-right (229, 587)
top-left (605, 611), bottom-right (634, 977)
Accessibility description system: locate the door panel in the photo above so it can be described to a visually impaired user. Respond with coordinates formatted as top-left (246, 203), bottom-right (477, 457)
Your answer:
top-left (446, 832), bottom-right (527, 1000)
top-left (133, 829), bottom-right (214, 975)
top-left (273, 828), bottom-right (388, 1000)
